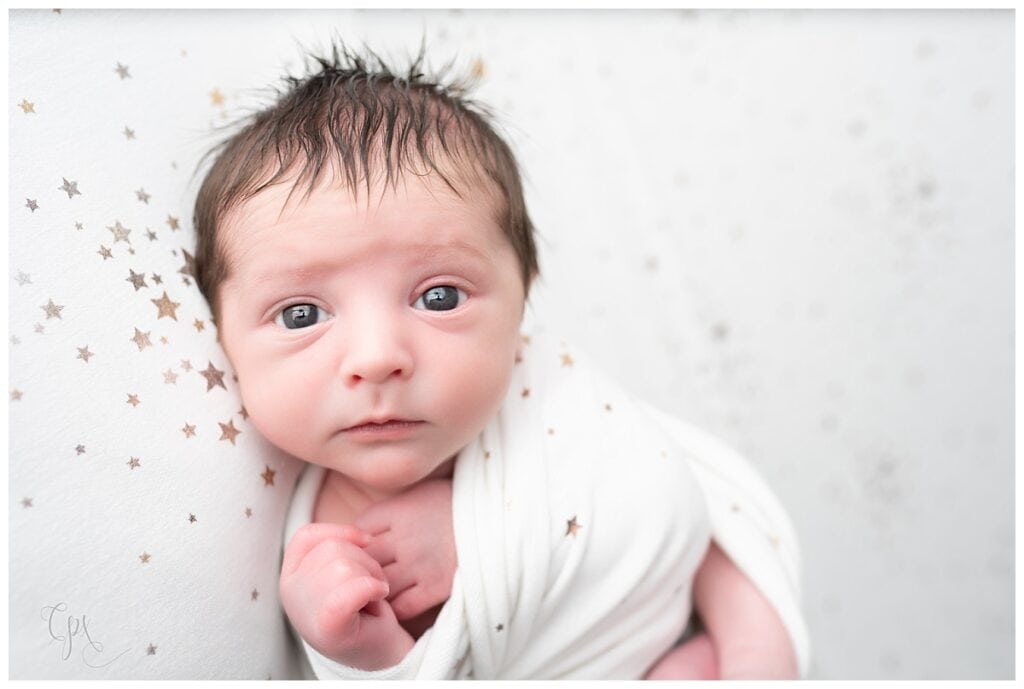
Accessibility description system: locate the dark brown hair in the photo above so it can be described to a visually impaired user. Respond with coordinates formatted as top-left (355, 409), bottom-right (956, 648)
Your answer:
top-left (192, 41), bottom-right (538, 321)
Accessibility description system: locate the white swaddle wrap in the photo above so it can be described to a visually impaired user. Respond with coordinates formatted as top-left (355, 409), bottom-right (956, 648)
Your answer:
top-left (283, 331), bottom-right (810, 679)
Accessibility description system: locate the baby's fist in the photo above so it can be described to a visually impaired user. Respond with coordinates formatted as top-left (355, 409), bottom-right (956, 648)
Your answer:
top-left (279, 522), bottom-right (414, 670)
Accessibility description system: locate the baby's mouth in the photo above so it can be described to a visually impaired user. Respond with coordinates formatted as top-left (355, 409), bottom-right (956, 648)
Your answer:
top-left (343, 419), bottom-right (424, 433)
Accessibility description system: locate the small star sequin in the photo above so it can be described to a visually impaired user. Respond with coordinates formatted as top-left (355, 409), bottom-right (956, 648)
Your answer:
top-left (163, 368), bottom-right (178, 385)
top-left (199, 361), bottom-right (226, 391)
top-left (219, 419), bottom-right (241, 445)
top-left (521, 387), bottom-right (530, 398)
top-left (114, 62), bottom-right (131, 80)
top-left (261, 466), bottom-right (276, 486)
top-left (238, 406), bottom-right (249, 420)
top-left (58, 178), bottom-right (81, 199)
top-left (193, 318), bottom-right (205, 332)
top-left (471, 57), bottom-right (486, 79)
top-left (21, 497), bottom-right (33, 508)
top-left (107, 220), bottom-right (131, 244)
top-left (135, 188), bottom-right (151, 204)
top-left (244, 507), bottom-right (253, 518)
top-left (560, 353), bottom-right (574, 367)
top-left (75, 444), bottom-right (86, 455)
top-left (181, 422), bottom-right (196, 438)
top-left (18, 99), bottom-right (35, 113)
top-left (126, 393), bottom-right (141, 407)
top-left (180, 359), bottom-right (193, 371)
top-left (604, 403), bottom-right (613, 412)
top-left (11, 389), bottom-right (23, 401)
top-left (126, 269), bottom-right (148, 291)
top-left (730, 504), bottom-right (741, 513)
top-left (151, 291), bottom-right (180, 320)
top-left (77, 346), bottom-right (94, 363)
top-left (251, 589), bottom-right (259, 601)
top-left (209, 88), bottom-right (225, 106)
top-left (11, 335), bottom-right (20, 345)
top-left (97, 245), bottom-right (113, 260)
top-left (25, 199), bottom-right (38, 212)
top-left (566, 516), bottom-right (582, 537)
top-left (139, 552), bottom-right (150, 563)
top-left (74, 221), bottom-right (83, 230)
top-left (33, 323), bottom-right (45, 334)
top-left (159, 336), bottom-right (168, 345)
top-left (166, 215), bottom-right (180, 231)
top-left (145, 229), bottom-right (157, 241)
top-left (188, 513), bottom-right (197, 523)
top-left (495, 623), bottom-right (504, 632)
top-left (146, 643), bottom-right (157, 655)
top-left (128, 456), bottom-right (141, 469)
top-left (41, 299), bottom-right (64, 320)
top-left (179, 248), bottom-right (196, 277)
top-left (152, 273), bottom-right (163, 284)
top-left (483, 450), bottom-right (491, 460)
top-left (15, 271), bottom-right (32, 286)
top-left (123, 125), bottom-right (135, 140)
top-left (130, 327), bottom-right (153, 351)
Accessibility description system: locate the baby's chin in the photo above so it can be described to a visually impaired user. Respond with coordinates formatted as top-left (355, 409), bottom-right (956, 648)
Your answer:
top-left (323, 450), bottom-right (457, 494)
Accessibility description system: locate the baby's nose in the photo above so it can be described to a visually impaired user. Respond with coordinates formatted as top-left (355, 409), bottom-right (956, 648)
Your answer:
top-left (339, 321), bottom-right (414, 386)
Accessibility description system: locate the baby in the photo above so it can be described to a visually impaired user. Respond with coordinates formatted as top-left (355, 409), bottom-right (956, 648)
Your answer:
top-left (192, 44), bottom-right (806, 680)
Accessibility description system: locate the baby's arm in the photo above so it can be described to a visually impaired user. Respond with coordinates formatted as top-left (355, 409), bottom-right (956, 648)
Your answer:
top-left (691, 540), bottom-right (798, 679)
top-left (279, 523), bottom-right (414, 670)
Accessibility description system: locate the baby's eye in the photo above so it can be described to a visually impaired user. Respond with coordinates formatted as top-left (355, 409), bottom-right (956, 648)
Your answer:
top-left (275, 303), bottom-right (331, 329)
top-left (413, 285), bottom-right (466, 312)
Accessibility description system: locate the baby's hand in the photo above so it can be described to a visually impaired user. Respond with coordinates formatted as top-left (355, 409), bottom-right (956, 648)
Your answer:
top-left (355, 478), bottom-right (456, 621)
top-left (279, 523), bottom-right (414, 670)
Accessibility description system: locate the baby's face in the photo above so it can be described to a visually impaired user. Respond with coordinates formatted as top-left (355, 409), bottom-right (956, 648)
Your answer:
top-left (216, 173), bottom-right (525, 494)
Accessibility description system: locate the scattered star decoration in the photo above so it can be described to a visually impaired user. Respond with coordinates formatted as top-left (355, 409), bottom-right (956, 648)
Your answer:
top-left (58, 178), bottom-right (80, 198)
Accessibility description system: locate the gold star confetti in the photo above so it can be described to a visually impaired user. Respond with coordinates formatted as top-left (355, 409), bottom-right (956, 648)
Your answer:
top-left (199, 361), bottom-right (226, 391)
top-left (484, 450), bottom-right (491, 460)
top-left (146, 643), bottom-right (157, 655)
top-left (521, 387), bottom-right (530, 398)
top-left (77, 346), bottom-right (94, 363)
top-left (238, 406), bottom-right (249, 420)
top-left (25, 199), bottom-right (38, 212)
top-left (162, 368), bottom-right (178, 385)
top-left (128, 247), bottom-right (136, 255)
top-left (261, 466), bottom-right (276, 486)
top-left (123, 125), bottom-right (135, 140)
top-left (560, 353), bottom-right (574, 367)
top-left (520, 334), bottom-right (531, 346)
top-left (11, 389), bottom-right (23, 401)
top-left (22, 498), bottom-right (33, 508)
top-left (74, 221), bottom-right (83, 230)
top-left (251, 589), bottom-right (259, 601)
top-left (566, 516), bottom-right (582, 537)
top-left (495, 623), bottom-right (504, 632)
top-left (604, 403), bottom-right (613, 412)
top-left (166, 215), bottom-right (180, 231)
top-left (126, 269), bottom-right (148, 291)
top-left (18, 99), bottom-right (35, 113)
top-left (219, 419), bottom-right (241, 445)
top-left (179, 248), bottom-right (196, 277)
top-left (193, 318), bottom-right (205, 332)
top-left (75, 444), bottom-right (86, 455)
top-left (180, 359), bottom-right (192, 371)
top-left (33, 323), bottom-right (45, 334)
top-left (547, 427), bottom-right (555, 435)
top-left (97, 245), bottom-right (113, 260)
top-left (135, 187), bottom-right (151, 204)
top-left (209, 88), bottom-right (225, 106)
top-left (189, 513), bottom-right (197, 523)
top-left (128, 456), bottom-right (141, 469)
top-left (126, 393), bottom-right (141, 407)
top-left (151, 291), bottom-right (180, 320)
top-left (41, 299), bottom-right (64, 319)
top-left (471, 57), bottom-right (486, 79)
top-left (182, 276), bottom-right (192, 286)
top-left (146, 229), bottom-right (157, 241)
top-left (114, 62), bottom-right (131, 79)
top-left (58, 178), bottom-right (81, 198)
top-left (139, 551), bottom-right (150, 563)
top-left (159, 336), bottom-right (168, 345)
top-left (181, 422), bottom-right (196, 438)
top-left (244, 507), bottom-right (252, 518)
top-left (152, 273), bottom-right (163, 284)
top-left (15, 271), bottom-right (31, 285)
top-left (130, 327), bottom-right (153, 351)
top-left (107, 220), bottom-right (131, 244)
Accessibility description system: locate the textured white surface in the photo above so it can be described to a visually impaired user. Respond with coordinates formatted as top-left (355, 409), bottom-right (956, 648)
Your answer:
top-left (9, 8), bottom-right (1013, 680)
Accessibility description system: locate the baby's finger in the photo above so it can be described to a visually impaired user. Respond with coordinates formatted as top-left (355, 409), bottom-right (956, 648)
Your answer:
top-left (353, 502), bottom-right (394, 537)
top-left (381, 561), bottom-right (418, 598)
top-left (281, 523), bottom-right (371, 579)
top-left (388, 583), bottom-right (435, 621)
top-left (362, 532), bottom-right (397, 567)
top-left (319, 576), bottom-right (390, 637)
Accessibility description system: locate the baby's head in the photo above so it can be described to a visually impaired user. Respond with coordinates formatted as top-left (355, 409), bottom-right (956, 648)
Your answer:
top-left (192, 44), bottom-right (538, 493)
